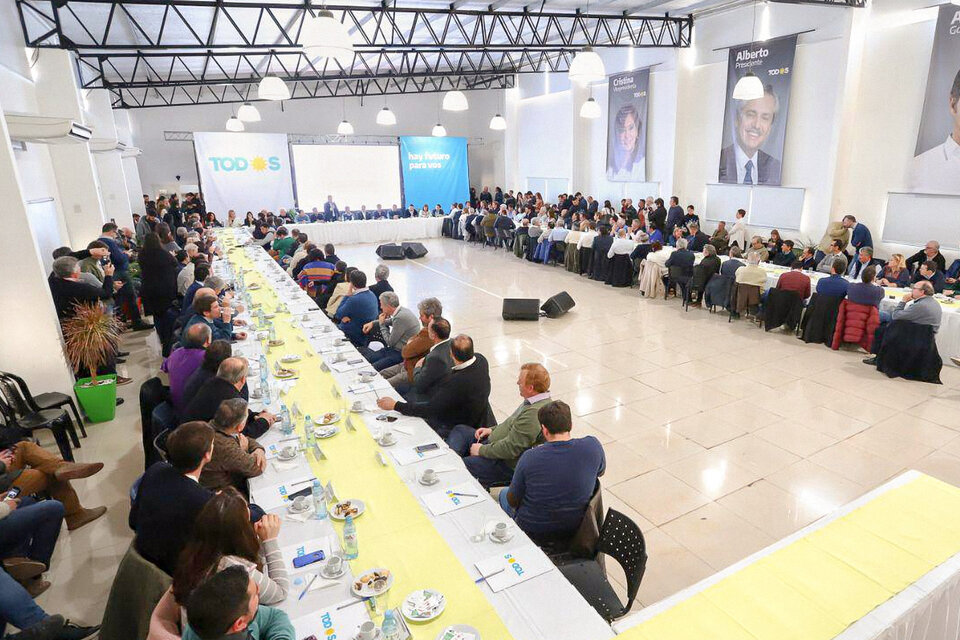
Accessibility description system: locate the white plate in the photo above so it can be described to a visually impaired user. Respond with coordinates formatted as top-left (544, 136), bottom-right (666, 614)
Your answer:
top-left (400, 589), bottom-right (446, 623)
top-left (328, 499), bottom-right (365, 520)
top-left (314, 412), bottom-right (340, 426)
top-left (314, 426), bottom-right (340, 439)
top-left (281, 354), bottom-right (302, 363)
top-left (351, 568), bottom-right (394, 598)
top-left (435, 625), bottom-right (481, 640)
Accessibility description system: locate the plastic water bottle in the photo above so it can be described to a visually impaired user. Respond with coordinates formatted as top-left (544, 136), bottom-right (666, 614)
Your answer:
top-left (342, 515), bottom-right (359, 560)
top-left (381, 611), bottom-right (400, 640)
top-left (280, 404), bottom-right (292, 436)
top-left (301, 415), bottom-right (311, 446)
top-left (262, 380), bottom-right (272, 407)
top-left (311, 480), bottom-right (327, 520)
top-left (268, 323), bottom-right (276, 342)
top-left (258, 354), bottom-right (268, 385)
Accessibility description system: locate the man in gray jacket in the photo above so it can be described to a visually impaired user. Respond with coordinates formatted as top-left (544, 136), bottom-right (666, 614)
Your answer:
top-left (360, 291), bottom-right (420, 371)
top-left (863, 280), bottom-right (942, 366)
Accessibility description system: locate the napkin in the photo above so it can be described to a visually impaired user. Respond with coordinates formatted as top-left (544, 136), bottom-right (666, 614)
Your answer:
top-left (272, 459), bottom-right (299, 472)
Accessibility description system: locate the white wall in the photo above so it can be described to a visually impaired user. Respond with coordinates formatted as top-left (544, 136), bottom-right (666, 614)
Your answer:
top-left (128, 90), bottom-right (507, 199)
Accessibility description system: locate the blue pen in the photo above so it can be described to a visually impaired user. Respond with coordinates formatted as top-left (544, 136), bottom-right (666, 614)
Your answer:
top-left (298, 574), bottom-right (318, 600)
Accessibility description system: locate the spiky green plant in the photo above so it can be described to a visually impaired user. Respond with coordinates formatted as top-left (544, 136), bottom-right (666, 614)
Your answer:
top-left (61, 303), bottom-right (123, 384)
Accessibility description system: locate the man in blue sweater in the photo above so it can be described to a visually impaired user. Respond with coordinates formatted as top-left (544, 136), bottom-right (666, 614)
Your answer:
top-left (815, 259), bottom-right (850, 298)
top-left (100, 222), bottom-right (152, 330)
top-left (335, 270), bottom-right (378, 347)
top-left (842, 215), bottom-right (873, 255)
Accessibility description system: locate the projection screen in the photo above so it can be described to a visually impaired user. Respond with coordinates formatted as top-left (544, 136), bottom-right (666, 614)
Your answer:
top-left (291, 144), bottom-right (403, 213)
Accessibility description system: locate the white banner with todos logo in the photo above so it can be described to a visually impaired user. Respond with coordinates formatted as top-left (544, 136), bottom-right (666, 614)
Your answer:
top-left (194, 132), bottom-right (295, 215)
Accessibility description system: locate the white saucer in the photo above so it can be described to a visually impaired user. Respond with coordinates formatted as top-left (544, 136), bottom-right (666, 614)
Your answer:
top-left (321, 564), bottom-right (346, 579)
top-left (286, 502), bottom-right (311, 515)
top-left (487, 523), bottom-right (514, 544)
top-left (377, 437), bottom-right (398, 447)
top-left (418, 473), bottom-right (440, 486)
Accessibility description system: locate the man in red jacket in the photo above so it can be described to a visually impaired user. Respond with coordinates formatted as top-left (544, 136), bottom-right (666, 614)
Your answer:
top-left (775, 261), bottom-right (811, 300)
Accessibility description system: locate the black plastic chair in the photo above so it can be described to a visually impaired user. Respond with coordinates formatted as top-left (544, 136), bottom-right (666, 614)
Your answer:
top-left (666, 265), bottom-right (693, 302)
top-left (152, 430), bottom-right (170, 463)
top-left (1, 372), bottom-right (86, 439)
top-left (147, 402), bottom-right (176, 470)
top-left (557, 508), bottom-right (647, 621)
top-left (0, 376), bottom-right (77, 461)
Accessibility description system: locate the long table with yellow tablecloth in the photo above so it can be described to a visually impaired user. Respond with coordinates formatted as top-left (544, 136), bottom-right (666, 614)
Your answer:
top-left (612, 470), bottom-right (960, 640)
top-left (215, 230), bottom-right (614, 640)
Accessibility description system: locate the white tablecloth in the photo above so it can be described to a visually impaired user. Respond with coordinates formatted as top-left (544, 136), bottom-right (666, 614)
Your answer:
top-left (293, 218), bottom-right (444, 246)
top-left (611, 471), bottom-right (960, 640)
top-left (214, 233), bottom-right (613, 640)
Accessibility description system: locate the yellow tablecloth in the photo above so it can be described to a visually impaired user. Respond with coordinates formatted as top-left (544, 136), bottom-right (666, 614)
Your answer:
top-left (227, 240), bottom-right (514, 640)
top-left (620, 473), bottom-right (960, 640)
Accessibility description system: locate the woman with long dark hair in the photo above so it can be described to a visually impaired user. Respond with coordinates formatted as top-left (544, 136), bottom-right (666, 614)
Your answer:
top-left (156, 222), bottom-right (179, 253)
top-left (138, 232), bottom-right (179, 347)
top-left (172, 487), bottom-right (288, 606)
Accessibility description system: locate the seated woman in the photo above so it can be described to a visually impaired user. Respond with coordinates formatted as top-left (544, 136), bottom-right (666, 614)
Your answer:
top-left (876, 253), bottom-right (911, 288)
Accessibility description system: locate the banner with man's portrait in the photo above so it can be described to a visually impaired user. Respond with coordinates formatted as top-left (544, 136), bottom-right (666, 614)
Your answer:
top-left (606, 68), bottom-right (650, 183)
top-left (718, 35), bottom-right (797, 187)
top-left (911, 5), bottom-right (960, 195)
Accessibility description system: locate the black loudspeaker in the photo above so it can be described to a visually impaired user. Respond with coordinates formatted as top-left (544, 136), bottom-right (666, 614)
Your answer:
top-left (402, 242), bottom-right (428, 259)
top-left (541, 291), bottom-right (575, 318)
top-left (502, 298), bottom-right (541, 321)
top-left (376, 244), bottom-right (405, 260)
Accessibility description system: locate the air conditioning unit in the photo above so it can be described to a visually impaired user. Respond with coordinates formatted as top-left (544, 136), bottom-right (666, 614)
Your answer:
top-left (90, 137), bottom-right (121, 153)
top-left (4, 113), bottom-right (93, 144)
top-left (121, 145), bottom-right (142, 159)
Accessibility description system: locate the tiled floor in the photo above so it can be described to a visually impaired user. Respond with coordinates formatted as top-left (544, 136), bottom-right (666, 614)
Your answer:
top-left (38, 236), bottom-right (960, 624)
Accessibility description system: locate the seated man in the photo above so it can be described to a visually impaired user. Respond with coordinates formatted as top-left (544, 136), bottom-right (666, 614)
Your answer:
top-left (499, 401), bottom-right (605, 543)
top-left (179, 262), bottom-right (212, 323)
top-left (376, 335), bottom-right (490, 436)
top-left (776, 260), bottom-right (812, 300)
top-left (183, 358), bottom-right (276, 438)
top-left (665, 238), bottom-right (694, 271)
top-left (0, 496), bottom-right (64, 597)
top-left (335, 270), bottom-right (378, 347)
top-left (402, 317), bottom-right (452, 401)
top-left (324, 266), bottom-right (355, 316)
top-left (771, 239), bottom-right (797, 267)
top-left (0, 441), bottom-right (104, 533)
top-left (162, 323), bottom-right (212, 416)
top-left (735, 251), bottom-right (768, 288)
top-left (912, 260), bottom-right (946, 294)
top-left (360, 292), bottom-right (420, 371)
top-left (200, 399), bottom-right (265, 496)
top-left (130, 421), bottom-right (214, 576)
top-left (368, 265), bottom-right (394, 308)
top-left (747, 236), bottom-right (770, 262)
top-left (797, 245), bottom-right (818, 271)
top-left (685, 223), bottom-right (710, 253)
top-left (817, 240), bottom-right (845, 274)
top-left (846, 247), bottom-right (882, 279)
top-left (719, 246), bottom-right (745, 277)
top-left (447, 363), bottom-right (552, 489)
top-left (0, 573), bottom-right (99, 638)
top-left (382, 298), bottom-right (443, 388)
top-left (153, 565), bottom-right (294, 640)
top-left (295, 249), bottom-right (335, 297)
top-left (865, 280), bottom-right (943, 366)
top-left (846, 265), bottom-right (884, 307)
top-left (182, 291), bottom-right (240, 345)
top-left (816, 258), bottom-right (850, 298)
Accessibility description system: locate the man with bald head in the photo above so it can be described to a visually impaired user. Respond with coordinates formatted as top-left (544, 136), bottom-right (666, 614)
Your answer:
top-left (376, 334), bottom-right (490, 436)
top-left (182, 357), bottom-right (276, 438)
top-left (164, 323), bottom-right (212, 415)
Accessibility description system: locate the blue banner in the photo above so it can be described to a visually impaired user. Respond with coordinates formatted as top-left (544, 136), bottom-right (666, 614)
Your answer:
top-left (399, 136), bottom-right (470, 210)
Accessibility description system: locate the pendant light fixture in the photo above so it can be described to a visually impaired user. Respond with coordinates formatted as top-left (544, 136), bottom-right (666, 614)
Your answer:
top-left (580, 85), bottom-right (601, 119)
top-left (568, 1), bottom-right (605, 85)
top-left (225, 114), bottom-right (244, 132)
top-left (336, 98), bottom-right (354, 135)
top-left (732, 0), bottom-right (765, 101)
top-left (432, 95), bottom-right (446, 136)
top-left (376, 98), bottom-right (396, 126)
top-left (258, 54), bottom-right (290, 101)
top-left (237, 102), bottom-right (261, 122)
top-left (489, 89), bottom-right (506, 130)
top-left (299, 6), bottom-right (356, 66)
top-left (442, 89), bottom-right (469, 112)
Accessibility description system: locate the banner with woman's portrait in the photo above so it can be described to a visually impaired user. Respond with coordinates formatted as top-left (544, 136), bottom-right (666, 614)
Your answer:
top-left (606, 69), bottom-right (650, 183)
top-left (911, 4), bottom-right (960, 195)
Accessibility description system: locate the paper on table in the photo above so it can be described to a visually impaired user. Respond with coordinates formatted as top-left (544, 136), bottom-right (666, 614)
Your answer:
top-left (271, 459), bottom-right (300, 473)
top-left (281, 536), bottom-right (332, 572)
top-left (390, 445), bottom-right (448, 466)
top-left (250, 476), bottom-right (314, 511)
top-left (474, 543), bottom-right (553, 592)
top-left (292, 597), bottom-right (371, 640)
top-left (422, 482), bottom-right (486, 516)
top-left (330, 359), bottom-right (368, 374)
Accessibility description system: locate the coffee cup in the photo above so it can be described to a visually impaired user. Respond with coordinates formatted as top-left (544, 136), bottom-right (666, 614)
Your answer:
top-left (333, 352), bottom-right (345, 363)
top-left (322, 324), bottom-right (333, 333)
top-left (379, 429), bottom-right (395, 445)
top-left (358, 370), bottom-right (375, 383)
top-left (351, 400), bottom-right (364, 412)
top-left (280, 445), bottom-right (297, 459)
top-left (421, 468), bottom-right (437, 484)
top-left (324, 555), bottom-right (343, 576)
top-left (292, 496), bottom-right (308, 511)
top-left (358, 621), bottom-right (377, 640)
top-left (493, 522), bottom-right (509, 539)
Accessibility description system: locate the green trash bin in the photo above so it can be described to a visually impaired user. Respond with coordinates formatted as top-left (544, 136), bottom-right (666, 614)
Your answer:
top-left (74, 374), bottom-right (118, 423)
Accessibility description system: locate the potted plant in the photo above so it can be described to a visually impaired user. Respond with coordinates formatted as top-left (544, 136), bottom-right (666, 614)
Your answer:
top-left (61, 302), bottom-right (123, 422)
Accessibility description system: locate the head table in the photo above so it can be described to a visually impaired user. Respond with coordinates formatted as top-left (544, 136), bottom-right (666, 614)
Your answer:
top-left (214, 228), bottom-right (614, 640)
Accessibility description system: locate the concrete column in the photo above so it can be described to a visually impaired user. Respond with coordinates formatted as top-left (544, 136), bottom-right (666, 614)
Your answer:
top-left (115, 110), bottom-right (147, 218)
top-left (0, 92), bottom-right (78, 395)
top-left (88, 90), bottom-right (134, 229)
top-left (570, 81), bottom-right (593, 195)
top-left (33, 49), bottom-right (107, 247)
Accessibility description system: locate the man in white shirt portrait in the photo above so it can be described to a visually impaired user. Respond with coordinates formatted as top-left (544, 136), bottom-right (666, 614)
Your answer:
top-left (718, 84), bottom-right (783, 186)
top-left (910, 69), bottom-right (960, 195)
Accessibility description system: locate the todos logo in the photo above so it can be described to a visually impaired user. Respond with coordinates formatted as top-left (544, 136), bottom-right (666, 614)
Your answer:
top-left (445, 490), bottom-right (461, 506)
top-left (320, 611), bottom-right (338, 639)
top-left (504, 553), bottom-right (524, 576)
top-left (208, 155), bottom-right (282, 172)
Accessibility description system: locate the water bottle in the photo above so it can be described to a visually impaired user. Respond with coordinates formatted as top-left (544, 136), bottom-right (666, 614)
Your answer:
top-left (301, 415), bottom-right (311, 446)
top-left (342, 515), bottom-right (359, 560)
top-left (259, 353), bottom-right (268, 380)
top-left (311, 479), bottom-right (327, 520)
top-left (280, 404), bottom-right (292, 436)
top-left (269, 323), bottom-right (277, 342)
top-left (262, 380), bottom-right (272, 407)
top-left (381, 611), bottom-right (400, 640)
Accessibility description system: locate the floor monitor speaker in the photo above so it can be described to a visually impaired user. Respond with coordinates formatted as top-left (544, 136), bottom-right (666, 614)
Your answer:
top-left (502, 298), bottom-right (541, 321)
top-left (402, 242), bottom-right (428, 259)
top-left (541, 291), bottom-right (575, 318)
top-left (376, 244), bottom-right (405, 260)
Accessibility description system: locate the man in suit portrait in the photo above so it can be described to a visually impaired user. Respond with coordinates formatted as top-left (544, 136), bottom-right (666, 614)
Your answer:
top-left (719, 84), bottom-right (783, 185)
top-left (909, 68), bottom-right (960, 195)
